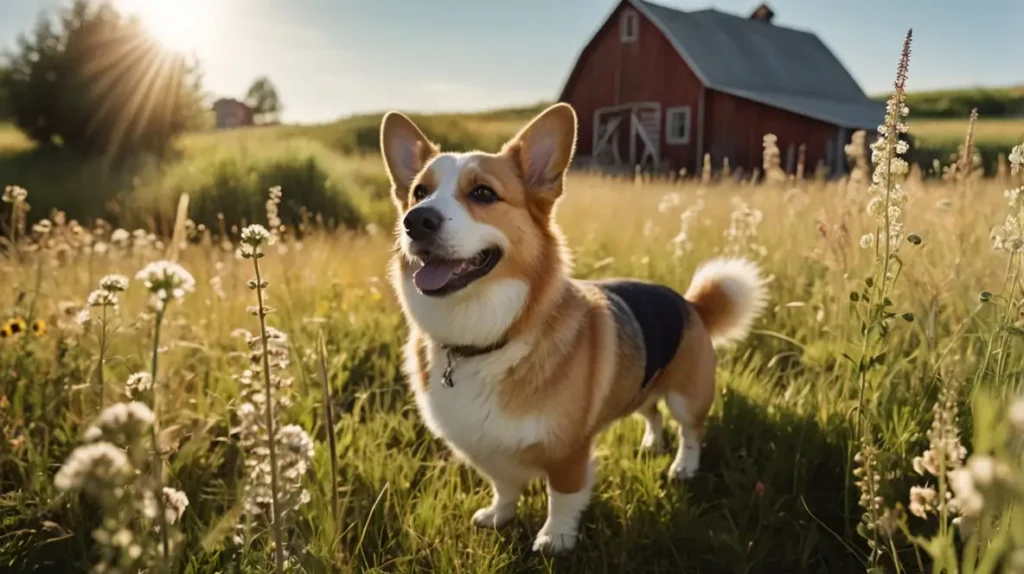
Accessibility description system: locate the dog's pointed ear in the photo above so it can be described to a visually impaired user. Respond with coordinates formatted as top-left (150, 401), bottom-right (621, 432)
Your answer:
top-left (502, 103), bottom-right (577, 210)
top-left (380, 112), bottom-right (438, 209)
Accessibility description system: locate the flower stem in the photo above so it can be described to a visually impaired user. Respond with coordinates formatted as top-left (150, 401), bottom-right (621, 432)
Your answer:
top-left (317, 331), bottom-right (340, 531)
top-left (97, 304), bottom-right (107, 412)
top-left (148, 309), bottom-right (171, 569)
top-left (253, 255), bottom-right (285, 573)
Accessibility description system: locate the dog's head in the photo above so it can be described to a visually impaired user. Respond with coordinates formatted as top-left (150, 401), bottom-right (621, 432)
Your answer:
top-left (381, 103), bottom-right (577, 346)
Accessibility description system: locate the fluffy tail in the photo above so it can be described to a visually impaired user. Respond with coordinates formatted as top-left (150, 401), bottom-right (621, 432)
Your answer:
top-left (685, 257), bottom-right (768, 346)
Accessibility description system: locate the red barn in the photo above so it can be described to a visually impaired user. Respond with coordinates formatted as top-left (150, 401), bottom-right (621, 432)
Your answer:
top-left (558, 0), bottom-right (885, 176)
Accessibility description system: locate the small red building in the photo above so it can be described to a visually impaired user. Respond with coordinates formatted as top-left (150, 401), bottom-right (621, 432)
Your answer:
top-left (558, 0), bottom-right (885, 176)
top-left (212, 98), bottom-right (255, 129)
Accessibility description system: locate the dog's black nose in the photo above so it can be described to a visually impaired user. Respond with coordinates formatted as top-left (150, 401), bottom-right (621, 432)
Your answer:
top-left (403, 206), bottom-right (444, 241)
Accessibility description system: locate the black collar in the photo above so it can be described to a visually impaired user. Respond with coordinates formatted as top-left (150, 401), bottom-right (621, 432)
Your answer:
top-left (438, 337), bottom-right (509, 388)
top-left (440, 337), bottom-right (509, 359)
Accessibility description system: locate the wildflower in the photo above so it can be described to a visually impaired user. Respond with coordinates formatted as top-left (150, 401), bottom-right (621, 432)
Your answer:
top-left (854, 437), bottom-right (894, 550)
top-left (1010, 144), bottom-right (1023, 175)
top-left (859, 234), bottom-right (874, 249)
top-left (724, 196), bottom-right (765, 258)
top-left (54, 441), bottom-right (132, 496)
top-left (845, 130), bottom-right (870, 189)
top-left (32, 219), bottom-right (52, 235)
top-left (1009, 397), bottom-right (1024, 435)
top-left (135, 261), bottom-right (196, 312)
top-left (908, 485), bottom-right (937, 518)
top-left (761, 133), bottom-right (786, 184)
top-left (99, 274), bottom-right (129, 293)
top-left (162, 487), bottom-right (189, 525)
top-left (864, 32), bottom-right (912, 258)
top-left (0, 325), bottom-right (11, 339)
top-left (125, 372), bottom-right (153, 398)
top-left (31, 320), bottom-right (46, 336)
top-left (657, 192), bottom-right (682, 213)
top-left (754, 481), bottom-right (765, 498)
top-left (1, 185), bottom-right (27, 203)
top-left (6, 318), bottom-right (27, 336)
top-left (87, 289), bottom-right (119, 308)
top-left (84, 401), bottom-right (155, 443)
top-left (110, 228), bottom-right (131, 245)
top-left (266, 185), bottom-right (283, 232)
top-left (241, 224), bottom-right (275, 247)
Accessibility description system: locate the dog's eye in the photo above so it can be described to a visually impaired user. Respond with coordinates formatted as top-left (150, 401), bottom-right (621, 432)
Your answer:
top-left (468, 185), bottom-right (499, 204)
top-left (412, 185), bottom-right (431, 202)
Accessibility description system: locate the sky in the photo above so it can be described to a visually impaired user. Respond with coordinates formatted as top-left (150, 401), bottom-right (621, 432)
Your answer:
top-left (1, 0), bottom-right (1021, 125)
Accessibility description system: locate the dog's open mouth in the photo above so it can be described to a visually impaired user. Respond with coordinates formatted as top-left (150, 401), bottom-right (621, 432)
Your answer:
top-left (412, 247), bottom-right (503, 296)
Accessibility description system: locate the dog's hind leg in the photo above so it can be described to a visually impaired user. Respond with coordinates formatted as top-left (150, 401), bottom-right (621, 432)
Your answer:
top-left (665, 391), bottom-right (706, 480)
top-left (638, 398), bottom-right (664, 453)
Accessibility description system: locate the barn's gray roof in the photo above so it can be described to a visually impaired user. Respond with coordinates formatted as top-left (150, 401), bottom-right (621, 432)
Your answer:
top-left (635, 0), bottom-right (885, 129)
top-left (563, 0), bottom-right (885, 130)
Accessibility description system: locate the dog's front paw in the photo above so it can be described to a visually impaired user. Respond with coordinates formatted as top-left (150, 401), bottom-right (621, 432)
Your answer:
top-left (472, 505), bottom-right (515, 529)
top-left (532, 526), bottom-right (577, 555)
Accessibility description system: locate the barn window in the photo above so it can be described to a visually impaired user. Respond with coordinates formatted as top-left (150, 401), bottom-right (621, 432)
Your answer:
top-left (620, 10), bottom-right (638, 43)
top-left (665, 107), bottom-right (691, 145)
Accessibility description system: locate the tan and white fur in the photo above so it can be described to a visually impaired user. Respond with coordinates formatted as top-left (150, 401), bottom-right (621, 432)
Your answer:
top-left (380, 103), bottom-right (768, 554)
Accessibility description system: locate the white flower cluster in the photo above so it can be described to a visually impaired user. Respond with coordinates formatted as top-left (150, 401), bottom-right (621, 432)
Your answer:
top-left (235, 323), bottom-right (310, 520)
top-left (761, 133), bottom-right (786, 184)
top-left (124, 372), bottom-right (153, 399)
top-left (240, 224), bottom-right (275, 247)
top-left (83, 401), bottom-right (155, 444)
top-left (723, 196), bottom-right (766, 258)
top-left (266, 185), bottom-right (283, 232)
top-left (54, 441), bottom-right (132, 496)
top-left (862, 98), bottom-right (911, 254)
top-left (671, 201), bottom-right (704, 258)
top-left (1, 185), bottom-right (28, 203)
top-left (990, 147), bottom-right (1024, 253)
top-left (87, 289), bottom-right (119, 308)
top-left (854, 439), bottom-right (897, 543)
top-left (135, 260), bottom-right (196, 312)
top-left (1010, 144), bottom-right (1023, 176)
top-left (99, 274), bottom-right (130, 293)
top-left (907, 377), bottom-right (966, 522)
top-left (54, 401), bottom-right (189, 572)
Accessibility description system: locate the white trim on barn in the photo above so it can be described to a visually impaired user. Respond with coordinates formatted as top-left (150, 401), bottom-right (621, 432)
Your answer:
top-left (665, 106), bottom-right (692, 145)
top-left (620, 8), bottom-right (639, 43)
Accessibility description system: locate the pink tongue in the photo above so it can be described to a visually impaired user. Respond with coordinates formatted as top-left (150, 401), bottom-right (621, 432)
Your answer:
top-left (414, 261), bottom-right (460, 292)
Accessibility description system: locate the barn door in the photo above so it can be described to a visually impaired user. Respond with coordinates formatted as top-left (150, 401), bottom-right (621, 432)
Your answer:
top-left (629, 104), bottom-right (660, 169)
top-left (593, 103), bottom-right (660, 170)
top-left (593, 113), bottom-right (624, 167)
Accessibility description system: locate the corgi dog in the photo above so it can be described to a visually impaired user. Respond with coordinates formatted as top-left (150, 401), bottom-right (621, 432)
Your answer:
top-left (380, 103), bottom-right (768, 554)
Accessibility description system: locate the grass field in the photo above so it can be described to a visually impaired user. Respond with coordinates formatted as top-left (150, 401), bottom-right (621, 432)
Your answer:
top-left (911, 117), bottom-right (1024, 149)
top-left (2, 80), bottom-right (1024, 572)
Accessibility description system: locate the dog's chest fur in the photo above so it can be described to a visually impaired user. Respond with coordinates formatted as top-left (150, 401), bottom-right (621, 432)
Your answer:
top-left (413, 340), bottom-right (550, 462)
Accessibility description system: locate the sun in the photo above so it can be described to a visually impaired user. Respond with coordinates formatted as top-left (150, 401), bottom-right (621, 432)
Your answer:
top-left (115, 0), bottom-right (207, 53)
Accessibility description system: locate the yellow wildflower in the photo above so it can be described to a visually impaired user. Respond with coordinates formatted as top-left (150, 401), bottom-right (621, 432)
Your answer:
top-left (8, 318), bottom-right (27, 336)
top-left (32, 320), bottom-right (46, 336)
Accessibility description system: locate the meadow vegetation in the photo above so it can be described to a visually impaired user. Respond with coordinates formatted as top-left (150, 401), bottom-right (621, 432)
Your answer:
top-left (3, 29), bottom-right (1024, 574)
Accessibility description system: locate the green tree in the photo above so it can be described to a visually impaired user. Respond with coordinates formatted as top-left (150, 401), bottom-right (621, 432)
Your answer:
top-left (245, 76), bottom-right (283, 125)
top-left (0, 0), bottom-right (205, 159)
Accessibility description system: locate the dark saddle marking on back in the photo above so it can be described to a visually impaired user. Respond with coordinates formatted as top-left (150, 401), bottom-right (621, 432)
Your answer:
top-left (590, 279), bottom-right (689, 388)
